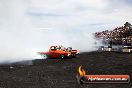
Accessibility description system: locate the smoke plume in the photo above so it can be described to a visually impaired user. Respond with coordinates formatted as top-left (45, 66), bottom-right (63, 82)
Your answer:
top-left (0, 0), bottom-right (99, 63)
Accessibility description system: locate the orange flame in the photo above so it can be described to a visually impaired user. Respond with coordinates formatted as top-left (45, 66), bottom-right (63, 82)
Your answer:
top-left (78, 66), bottom-right (86, 76)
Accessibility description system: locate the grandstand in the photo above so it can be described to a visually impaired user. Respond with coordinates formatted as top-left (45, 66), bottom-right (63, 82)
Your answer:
top-left (95, 22), bottom-right (132, 45)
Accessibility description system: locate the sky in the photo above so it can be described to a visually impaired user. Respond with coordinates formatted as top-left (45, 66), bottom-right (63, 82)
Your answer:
top-left (27, 0), bottom-right (132, 32)
top-left (0, 0), bottom-right (132, 62)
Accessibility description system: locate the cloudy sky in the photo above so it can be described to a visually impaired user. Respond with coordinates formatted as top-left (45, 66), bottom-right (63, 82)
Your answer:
top-left (0, 0), bottom-right (132, 62)
top-left (0, 0), bottom-right (132, 32)
top-left (27, 0), bottom-right (132, 32)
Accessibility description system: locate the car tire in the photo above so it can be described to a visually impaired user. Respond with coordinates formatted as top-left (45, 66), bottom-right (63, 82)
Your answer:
top-left (60, 54), bottom-right (65, 59)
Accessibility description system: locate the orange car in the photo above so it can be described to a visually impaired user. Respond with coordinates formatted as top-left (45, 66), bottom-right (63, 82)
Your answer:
top-left (37, 45), bottom-right (79, 59)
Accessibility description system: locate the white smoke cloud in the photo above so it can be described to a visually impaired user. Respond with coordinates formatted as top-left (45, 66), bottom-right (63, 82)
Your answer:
top-left (0, 0), bottom-right (45, 62)
top-left (0, 0), bottom-right (99, 63)
top-left (0, 0), bottom-right (132, 63)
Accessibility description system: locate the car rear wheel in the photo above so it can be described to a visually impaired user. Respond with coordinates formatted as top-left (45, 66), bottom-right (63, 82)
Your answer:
top-left (41, 54), bottom-right (48, 59)
top-left (60, 54), bottom-right (65, 59)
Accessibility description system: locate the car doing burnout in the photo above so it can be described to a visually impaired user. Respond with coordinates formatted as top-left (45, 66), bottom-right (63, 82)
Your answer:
top-left (37, 45), bottom-right (79, 59)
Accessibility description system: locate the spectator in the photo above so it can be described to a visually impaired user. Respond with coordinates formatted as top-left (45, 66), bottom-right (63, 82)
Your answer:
top-left (95, 22), bottom-right (132, 45)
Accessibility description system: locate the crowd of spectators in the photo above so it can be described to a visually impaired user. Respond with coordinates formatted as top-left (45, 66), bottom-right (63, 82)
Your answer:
top-left (95, 22), bottom-right (132, 45)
